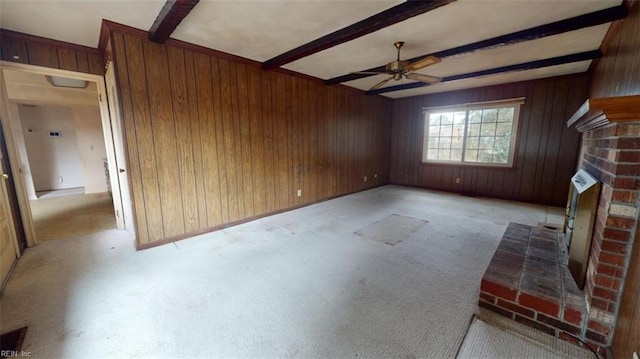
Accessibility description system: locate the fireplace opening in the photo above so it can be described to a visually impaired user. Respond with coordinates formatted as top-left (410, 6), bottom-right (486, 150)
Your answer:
top-left (563, 169), bottom-right (601, 289)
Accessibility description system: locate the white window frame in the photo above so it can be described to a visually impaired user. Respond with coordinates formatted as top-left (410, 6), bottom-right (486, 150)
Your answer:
top-left (421, 98), bottom-right (524, 167)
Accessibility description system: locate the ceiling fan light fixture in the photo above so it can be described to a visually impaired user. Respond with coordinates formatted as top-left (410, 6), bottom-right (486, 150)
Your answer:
top-left (45, 75), bottom-right (89, 89)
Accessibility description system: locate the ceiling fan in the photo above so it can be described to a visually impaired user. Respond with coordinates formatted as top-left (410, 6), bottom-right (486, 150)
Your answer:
top-left (354, 41), bottom-right (442, 90)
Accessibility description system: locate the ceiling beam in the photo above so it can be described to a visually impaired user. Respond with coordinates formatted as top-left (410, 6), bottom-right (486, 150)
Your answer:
top-left (327, 4), bottom-right (627, 85)
top-left (366, 50), bottom-right (602, 95)
top-left (148, 0), bottom-right (200, 44)
top-left (261, 0), bottom-right (454, 70)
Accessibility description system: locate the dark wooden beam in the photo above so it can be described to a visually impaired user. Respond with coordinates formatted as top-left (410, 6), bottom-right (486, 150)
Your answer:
top-left (366, 50), bottom-right (602, 95)
top-left (327, 4), bottom-right (627, 85)
top-left (261, 0), bottom-right (454, 70)
top-left (148, 0), bottom-right (200, 44)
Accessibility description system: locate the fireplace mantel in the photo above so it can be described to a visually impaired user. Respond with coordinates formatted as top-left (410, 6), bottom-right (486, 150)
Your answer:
top-left (567, 95), bottom-right (640, 132)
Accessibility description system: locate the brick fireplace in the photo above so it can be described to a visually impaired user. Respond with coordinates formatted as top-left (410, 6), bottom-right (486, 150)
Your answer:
top-left (480, 95), bottom-right (639, 357)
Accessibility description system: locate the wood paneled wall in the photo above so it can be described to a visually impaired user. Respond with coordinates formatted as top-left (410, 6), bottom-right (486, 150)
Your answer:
top-left (389, 74), bottom-right (589, 207)
top-left (0, 29), bottom-right (104, 75)
top-left (590, 2), bottom-right (640, 358)
top-left (590, 1), bottom-right (640, 97)
top-left (109, 31), bottom-right (391, 246)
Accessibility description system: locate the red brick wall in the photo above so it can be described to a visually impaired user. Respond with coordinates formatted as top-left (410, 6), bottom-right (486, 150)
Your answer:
top-left (580, 121), bottom-right (640, 351)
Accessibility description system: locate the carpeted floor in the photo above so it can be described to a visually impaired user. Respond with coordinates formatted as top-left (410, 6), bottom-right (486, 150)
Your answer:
top-left (29, 192), bottom-right (116, 242)
top-left (457, 314), bottom-right (592, 359)
top-left (1, 185), bottom-right (568, 358)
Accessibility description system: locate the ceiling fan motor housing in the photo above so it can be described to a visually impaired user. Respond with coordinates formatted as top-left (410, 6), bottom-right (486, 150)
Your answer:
top-left (386, 60), bottom-right (410, 74)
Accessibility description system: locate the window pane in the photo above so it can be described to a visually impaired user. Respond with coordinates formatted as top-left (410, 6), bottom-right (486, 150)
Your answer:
top-left (465, 149), bottom-right (478, 162)
top-left (454, 111), bottom-right (466, 125)
top-left (477, 150), bottom-right (494, 163)
top-left (498, 107), bottom-right (514, 122)
top-left (467, 123), bottom-right (481, 137)
top-left (424, 102), bottom-right (519, 165)
top-left (496, 121), bottom-right (512, 136)
top-left (480, 121), bottom-right (497, 136)
top-left (429, 113), bottom-right (441, 125)
top-left (438, 149), bottom-right (451, 160)
top-left (482, 108), bottom-right (498, 123)
top-left (466, 136), bottom-right (479, 149)
top-left (479, 136), bottom-right (495, 150)
top-left (429, 126), bottom-right (440, 137)
top-left (451, 148), bottom-right (463, 161)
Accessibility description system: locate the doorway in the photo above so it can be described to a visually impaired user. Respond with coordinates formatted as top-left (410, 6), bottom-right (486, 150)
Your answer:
top-left (0, 62), bottom-right (132, 246)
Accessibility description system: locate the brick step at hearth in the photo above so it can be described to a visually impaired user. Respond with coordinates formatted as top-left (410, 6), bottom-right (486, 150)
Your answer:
top-left (480, 223), bottom-right (589, 350)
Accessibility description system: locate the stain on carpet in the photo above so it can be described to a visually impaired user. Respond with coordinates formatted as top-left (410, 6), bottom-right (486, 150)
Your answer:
top-left (355, 214), bottom-right (427, 246)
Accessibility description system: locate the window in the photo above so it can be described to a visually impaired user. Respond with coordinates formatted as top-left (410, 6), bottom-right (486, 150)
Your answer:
top-left (422, 98), bottom-right (523, 166)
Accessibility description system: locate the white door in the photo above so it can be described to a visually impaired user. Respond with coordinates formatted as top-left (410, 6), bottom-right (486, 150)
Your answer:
top-left (0, 158), bottom-right (19, 288)
top-left (105, 63), bottom-right (134, 236)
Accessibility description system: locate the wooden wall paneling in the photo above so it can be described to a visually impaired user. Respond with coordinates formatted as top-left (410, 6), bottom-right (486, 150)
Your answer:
top-left (552, 76), bottom-right (586, 204)
top-left (87, 52), bottom-right (105, 75)
top-left (511, 83), bottom-right (534, 201)
top-left (56, 47), bottom-right (78, 71)
top-left (236, 63), bottom-right (255, 218)
top-left (247, 65), bottom-right (266, 215)
top-left (123, 34), bottom-right (164, 243)
top-left (218, 59), bottom-right (236, 220)
top-left (285, 76), bottom-right (296, 204)
top-left (218, 59), bottom-right (240, 222)
top-left (499, 84), bottom-right (522, 199)
top-left (0, 36), bottom-right (29, 63)
top-left (111, 33), bottom-right (150, 244)
top-left (519, 81), bottom-right (548, 202)
top-left (167, 46), bottom-right (200, 233)
top-left (532, 82), bottom-right (557, 201)
top-left (590, 1), bottom-right (640, 97)
top-left (290, 77), bottom-right (302, 205)
top-left (228, 61), bottom-right (247, 219)
top-left (194, 54), bottom-right (219, 225)
top-left (209, 57), bottom-right (229, 225)
top-left (76, 52), bottom-right (90, 74)
top-left (261, 71), bottom-right (276, 213)
top-left (324, 89), bottom-right (335, 198)
top-left (142, 41), bottom-right (185, 237)
top-left (26, 41), bottom-right (59, 69)
top-left (539, 77), bottom-right (570, 205)
top-left (183, 50), bottom-right (208, 229)
top-left (307, 82), bottom-right (319, 202)
top-left (273, 72), bottom-right (290, 209)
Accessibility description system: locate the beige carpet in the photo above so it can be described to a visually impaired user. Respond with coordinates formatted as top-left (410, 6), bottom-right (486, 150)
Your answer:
top-left (457, 315), bottom-right (593, 359)
top-left (2, 186), bottom-right (570, 358)
top-left (29, 192), bottom-right (116, 242)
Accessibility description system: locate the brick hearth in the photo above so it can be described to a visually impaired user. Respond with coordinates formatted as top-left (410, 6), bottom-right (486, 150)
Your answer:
top-left (480, 223), bottom-right (588, 347)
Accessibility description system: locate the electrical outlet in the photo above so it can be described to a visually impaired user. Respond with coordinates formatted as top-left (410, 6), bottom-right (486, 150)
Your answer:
top-left (297, 189), bottom-right (302, 197)
top-left (455, 177), bottom-right (461, 184)
top-left (374, 174), bottom-right (378, 178)
top-left (364, 176), bottom-right (367, 182)
top-left (58, 176), bottom-right (63, 183)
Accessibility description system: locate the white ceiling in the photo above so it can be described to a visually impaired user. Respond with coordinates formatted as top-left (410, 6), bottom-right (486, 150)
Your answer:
top-left (0, 0), bottom-right (622, 98)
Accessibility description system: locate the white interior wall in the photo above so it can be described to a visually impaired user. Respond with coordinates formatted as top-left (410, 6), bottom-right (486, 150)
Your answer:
top-left (72, 106), bottom-right (108, 194)
top-left (18, 105), bottom-right (85, 192)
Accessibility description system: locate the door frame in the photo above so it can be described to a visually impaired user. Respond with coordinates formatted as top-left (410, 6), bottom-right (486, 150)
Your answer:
top-left (0, 60), bottom-right (131, 246)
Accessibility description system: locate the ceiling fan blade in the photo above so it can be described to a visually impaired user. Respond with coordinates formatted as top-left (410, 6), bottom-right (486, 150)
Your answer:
top-left (405, 55), bottom-right (441, 72)
top-left (370, 76), bottom-right (393, 90)
top-left (406, 73), bottom-right (442, 84)
top-left (351, 71), bottom-right (387, 75)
